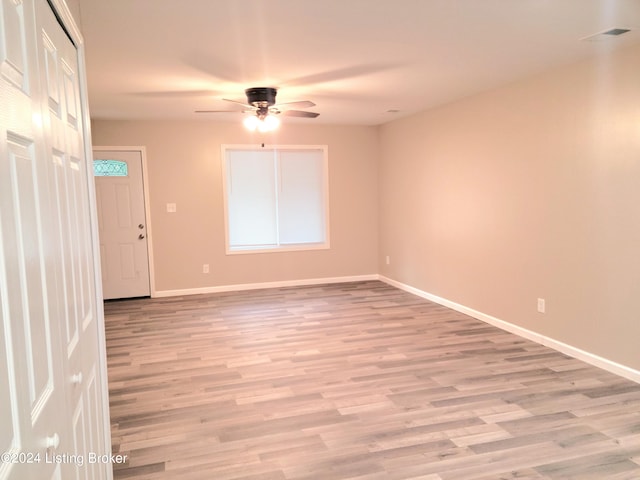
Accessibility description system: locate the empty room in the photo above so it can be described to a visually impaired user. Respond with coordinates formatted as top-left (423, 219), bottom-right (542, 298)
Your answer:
top-left (1, 1), bottom-right (640, 479)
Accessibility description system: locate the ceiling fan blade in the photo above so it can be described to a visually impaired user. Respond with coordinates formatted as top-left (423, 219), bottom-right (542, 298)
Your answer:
top-left (283, 110), bottom-right (320, 118)
top-left (275, 100), bottom-right (316, 109)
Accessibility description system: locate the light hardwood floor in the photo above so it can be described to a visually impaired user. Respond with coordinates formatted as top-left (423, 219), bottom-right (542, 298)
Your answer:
top-left (104, 281), bottom-right (640, 479)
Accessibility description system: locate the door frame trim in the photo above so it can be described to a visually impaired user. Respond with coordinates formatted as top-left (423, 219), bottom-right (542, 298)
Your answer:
top-left (93, 145), bottom-right (156, 297)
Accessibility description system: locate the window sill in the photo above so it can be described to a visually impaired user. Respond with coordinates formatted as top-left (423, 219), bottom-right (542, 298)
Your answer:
top-left (226, 242), bottom-right (330, 255)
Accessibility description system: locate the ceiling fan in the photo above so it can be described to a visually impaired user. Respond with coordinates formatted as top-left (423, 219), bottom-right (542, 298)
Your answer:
top-left (195, 87), bottom-right (319, 131)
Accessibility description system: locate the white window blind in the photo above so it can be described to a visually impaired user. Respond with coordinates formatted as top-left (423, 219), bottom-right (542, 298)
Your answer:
top-left (224, 146), bottom-right (329, 253)
top-left (227, 150), bottom-right (278, 247)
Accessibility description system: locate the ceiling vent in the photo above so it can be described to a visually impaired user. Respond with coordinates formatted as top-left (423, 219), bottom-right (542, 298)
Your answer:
top-left (582, 28), bottom-right (631, 42)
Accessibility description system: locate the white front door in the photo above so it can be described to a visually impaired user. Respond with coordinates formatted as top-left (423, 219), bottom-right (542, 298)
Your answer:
top-left (0, 1), bottom-right (111, 479)
top-left (93, 149), bottom-right (150, 299)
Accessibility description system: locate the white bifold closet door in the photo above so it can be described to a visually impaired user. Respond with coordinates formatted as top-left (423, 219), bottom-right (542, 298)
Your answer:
top-left (0, 1), bottom-right (112, 479)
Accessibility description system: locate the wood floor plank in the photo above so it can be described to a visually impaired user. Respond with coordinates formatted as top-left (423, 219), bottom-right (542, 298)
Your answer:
top-left (105, 281), bottom-right (640, 479)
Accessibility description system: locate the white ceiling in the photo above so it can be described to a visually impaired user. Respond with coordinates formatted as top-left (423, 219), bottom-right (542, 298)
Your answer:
top-left (77, 0), bottom-right (640, 125)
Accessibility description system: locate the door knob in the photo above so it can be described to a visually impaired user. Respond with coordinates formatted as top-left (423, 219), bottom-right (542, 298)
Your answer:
top-left (45, 433), bottom-right (60, 449)
top-left (139, 234), bottom-right (145, 239)
top-left (71, 372), bottom-right (83, 385)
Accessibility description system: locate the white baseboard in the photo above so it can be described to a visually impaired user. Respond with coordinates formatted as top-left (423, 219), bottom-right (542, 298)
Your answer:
top-left (379, 275), bottom-right (640, 384)
top-left (153, 274), bottom-right (379, 298)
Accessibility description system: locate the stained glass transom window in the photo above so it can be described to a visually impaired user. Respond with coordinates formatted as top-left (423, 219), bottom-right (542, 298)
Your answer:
top-left (93, 159), bottom-right (128, 177)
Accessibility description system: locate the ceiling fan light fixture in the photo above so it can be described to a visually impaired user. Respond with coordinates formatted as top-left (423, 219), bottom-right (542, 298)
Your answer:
top-left (260, 114), bottom-right (280, 132)
top-left (244, 113), bottom-right (280, 132)
top-left (243, 115), bottom-right (260, 131)
top-left (200, 87), bottom-right (316, 128)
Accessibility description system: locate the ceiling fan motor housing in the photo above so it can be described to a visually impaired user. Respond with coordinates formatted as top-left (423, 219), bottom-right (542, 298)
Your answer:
top-left (245, 87), bottom-right (277, 107)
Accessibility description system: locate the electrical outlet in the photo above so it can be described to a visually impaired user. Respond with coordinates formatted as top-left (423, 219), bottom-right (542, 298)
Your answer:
top-left (385, 256), bottom-right (390, 265)
top-left (166, 203), bottom-right (177, 213)
top-left (537, 298), bottom-right (545, 313)
top-left (202, 264), bottom-right (209, 274)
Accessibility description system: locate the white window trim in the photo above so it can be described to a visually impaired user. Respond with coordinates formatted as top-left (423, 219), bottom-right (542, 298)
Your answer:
top-left (221, 144), bottom-right (331, 255)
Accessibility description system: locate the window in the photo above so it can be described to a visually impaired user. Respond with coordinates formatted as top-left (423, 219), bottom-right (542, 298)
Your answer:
top-left (223, 145), bottom-right (329, 253)
top-left (93, 159), bottom-right (128, 177)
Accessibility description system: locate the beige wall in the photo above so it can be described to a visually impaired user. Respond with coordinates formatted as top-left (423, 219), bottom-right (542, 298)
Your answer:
top-left (379, 43), bottom-right (640, 370)
top-left (91, 121), bottom-right (379, 292)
